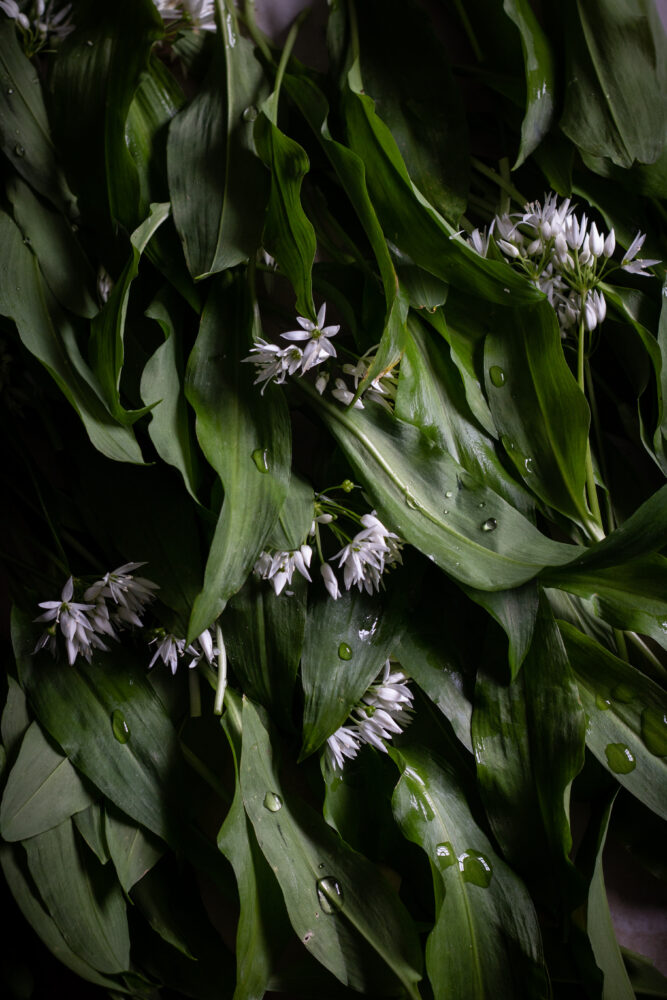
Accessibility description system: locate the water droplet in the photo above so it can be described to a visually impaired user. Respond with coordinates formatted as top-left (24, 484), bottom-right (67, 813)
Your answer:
top-left (23, 237), bottom-right (31, 247)
top-left (111, 709), bottom-right (130, 744)
top-left (445, 490), bottom-right (453, 498)
top-left (611, 683), bottom-right (634, 704)
top-left (503, 287), bottom-right (510, 294)
top-left (86, 39), bottom-right (94, 46)
top-left (524, 457), bottom-right (534, 474)
top-left (7, 88), bottom-right (13, 95)
top-left (303, 931), bottom-right (314, 943)
top-left (318, 862), bottom-right (325, 869)
top-left (337, 642), bottom-right (353, 661)
top-left (405, 493), bottom-right (419, 510)
top-left (595, 694), bottom-right (611, 711)
top-left (242, 105), bottom-right (258, 122)
top-left (14, 144), bottom-right (25, 157)
top-left (489, 365), bottom-right (506, 388)
top-left (641, 708), bottom-right (667, 756)
top-left (251, 448), bottom-right (269, 473)
top-left (481, 518), bottom-right (497, 532)
top-left (443, 509), bottom-right (449, 515)
top-left (263, 791), bottom-right (283, 812)
top-left (459, 850), bottom-right (493, 887)
top-left (316, 876), bottom-right (344, 914)
top-left (501, 435), bottom-right (515, 452)
top-left (435, 841), bottom-right (456, 867)
top-left (605, 743), bottom-right (636, 774)
top-left (478, 501), bottom-right (486, 509)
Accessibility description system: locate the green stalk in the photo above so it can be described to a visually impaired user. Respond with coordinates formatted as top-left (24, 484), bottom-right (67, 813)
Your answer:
top-left (451, 0), bottom-right (484, 62)
top-left (471, 157), bottom-right (527, 208)
top-left (577, 314), bottom-right (603, 535)
top-left (214, 623), bottom-right (227, 715)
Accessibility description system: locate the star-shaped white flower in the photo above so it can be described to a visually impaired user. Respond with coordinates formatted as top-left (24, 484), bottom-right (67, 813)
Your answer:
top-left (281, 303), bottom-right (339, 373)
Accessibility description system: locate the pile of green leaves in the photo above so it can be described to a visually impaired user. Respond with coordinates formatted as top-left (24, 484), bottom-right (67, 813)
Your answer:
top-left (1, 0), bottom-right (666, 997)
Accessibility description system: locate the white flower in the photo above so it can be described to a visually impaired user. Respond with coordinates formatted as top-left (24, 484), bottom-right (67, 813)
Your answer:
top-left (34, 577), bottom-right (101, 666)
top-left (242, 339), bottom-right (303, 392)
top-left (148, 633), bottom-right (185, 674)
top-left (342, 355), bottom-right (397, 413)
top-left (334, 513), bottom-right (402, 595)
top-left (325, 724), bottom-right (362, 770)
top-left (84, 562), bottom-right (158, 629)
top-left (320, 562), bottom-right (341, 600)
top-left (621, 231), bottom-right (660, 276)
top-left (0, 0), bottom-right (29, 28)
top-left (253, 545), bottom-right (313, 595)
top-left (153, 0), bottom-right (215, 30)
top-left (281, 303), bottom-right (339, 373)
top-left (466, 222), bottom-right (495, 258)
top-left (331, 377), bottom-right (364, 410)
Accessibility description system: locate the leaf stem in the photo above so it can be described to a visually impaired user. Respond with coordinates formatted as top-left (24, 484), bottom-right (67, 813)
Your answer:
top-left (471, 157), bottom-right (527, 207)
top-left (236, 0), bottom-right (272, 61)
top-left (214, 623), bottom-right (227, 715)
top-left (577, 315), bottom-right (603, 535)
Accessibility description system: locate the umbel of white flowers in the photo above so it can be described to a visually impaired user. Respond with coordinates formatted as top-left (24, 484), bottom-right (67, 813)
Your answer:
top-left (0, 0), bottom-right (73, 47)
top-left (152, 0), bottom-right (215, 31)
top-left (253, 511), bottom-right (403, 600)
top-left (467, 191), bottom-right (660, 334)
top-left (325, 660), bottom-right (414, 770)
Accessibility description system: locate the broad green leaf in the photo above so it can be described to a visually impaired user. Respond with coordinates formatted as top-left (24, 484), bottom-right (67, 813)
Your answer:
top-left (300, 587), bottom-right (401, 759)
top-left (391, 746), bottom-right (550, 1000)
top-left (484, 300), bottom-right (591, 526)
top-left (560, 622), bottom-right (667, 821)
top-left (74, 804), bottom-right (110, 865)
top-left (265, 472), bottom-right (314, 550)
top-left (1, 675), bottom-right (30, 763)
top-left (105, 807), bottom-right (164, 894)
top-left (7, 175), bottom-right (97, 318)
top-left (0, 208), bottom-right (143, 463)
top-left (0, 721), bottom-right (95, 841)
top-left (240, 699), bottom-right (423, 997)
top-left (341, 53), bottom-right (542, 306)
top-left (253, 100), bottom-right (316, 318)
top-left (0, 844), bottom-right (125, 992)
top-left (49, 0), bottom-right (163, 230)
top-left (218, 693), bottom-right (291, 1000)
top-left (472, 598), bottom-right (586, 905)
top-left (185, 273), bottom-right (291, 639)
top-left (503, 0), bottom-right (556, 167)
top-left (89, 201), bottom-right (170, 424)
top-left (24, 818), bottom-right (130, 974)
top-left (224, 575), bottom-right (307, 723)
top-left (141, 289), bottom-right (202, 501)
top-left (167, 9), bottom-right (268, 279)
top-left (304, 383), bottom-right (577, 590)
top-left (546, 556), bottom-right (667, 650)
top-left (0, 21), bottom-right (74, 212)
top-left (656, 276), bottom-right (667, 471)
top-left (353, 0), bottom-right (469, 222)
top-left (462, 581), bottom-right (539, 679)
top-left (14, 608), bottom-right (185, 848)
top-left (561, 0), bottom-right (667, 168)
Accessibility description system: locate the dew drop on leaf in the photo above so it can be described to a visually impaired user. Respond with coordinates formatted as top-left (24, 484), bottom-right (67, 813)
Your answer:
top-left (263, 791), bottom-right (283, 812)
top-left (524, 457), bottom-right (534, 474)
top-left (605, 743), bottom-right (636, 774)
top-left (242, 105), bottom-right (259, 122)
top-left (445, 490), bottom-right (453, 498)
top-left (337, 642), bottom-right (353, 660)
top-left (111, 709), bottom-right (130, 744)
top-left (595, 694), bottom-right (611, 711)
top-left (611, 683), bottom-right (634, 703)
top-left (316, 876), bottom-right (344, 914)
top-left (435, 842), bottom-right (456, 867)
top-left (14, 145), bottom-right (25, 157)
top-left (481, 518), bottom-right (497, 532)
top-left (251, 448), bottom-right (269, 473)
top-left (489, 365), bottom-right (506, 387)
top-left (459, 850), bottom-right (493, 887)
top-left (641, 708), bottom-right (667, 756)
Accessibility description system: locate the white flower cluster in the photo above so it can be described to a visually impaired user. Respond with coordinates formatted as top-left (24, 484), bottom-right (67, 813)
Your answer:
top-left (253, 511), bottom-right (402, 601)
top-left (0, 0), bottom-right (73, 47)
top-left (244, 303), bottom-right (339, 392)
top-left (316, 351), bottom-right (398, 414)
top-left (34, 563), bottom-right (159, 666)
top-left (148, 627), bottom-right (217, 674)
top-left (325, 660), bottom-right (414, 770)
top-left (467, 192), bottom-right (660, 333)
top-left (152, 0), bottom-right (215, 31)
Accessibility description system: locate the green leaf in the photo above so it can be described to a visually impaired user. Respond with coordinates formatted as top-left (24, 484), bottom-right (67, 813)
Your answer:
top-left (391, 746), bottom-right (550, 1000)
top-left (265, 472), bottom-right (314, 550)
top-left (502, 0), bottom-right (556, 168)
top-left (1, 675), bottom-right (31, 764)
top-left (185, 273), bottom-right (291, 639)
top-left (74, 804), bottom-right (110, 864)
top-left (304, 383), bottom-right (576, 590)
top-left (472, 597), bottom-right (586, 905)
top-left (300, 587), bottom-right (401, 759)
top-left (0, 721), bottom-right (95, 841)
top-left (7, 175), bottom-right (97, 318)
top-left (353, 0), bottom-right (469, 222)
top-left (218, 693), bottom-right (291, 1000)
top-left (240, 699), bottom-right (423, 997)
top-left (89, 201), bottom-right (171, 424)
top-left (0, 21), bottom-right (74, 212)
top-left (561, 0), bottom-right (667, 168)
top-left (0, 843), bottom-right (125, 992)
top-left (140, 289), bottom-right (202, 501)
top-left (24, 818), bottom-right (130, 974)
top-left (224, 575), bottom-right (307, 722)
top-left (0, 208), bottom-right (143, 463)
top-left (560, 622), bottom-right (667, 821)
top-left (49, 0), bottom-right (163, 230)
top-left (484, 300), bottom-right (591, 526)
top-left (14, 609), bottom-right (185, 848)
top-left (253, 103), bottom-right (316, 318)
top-left (167, 16), bottom-right (268, 279)
top-left (462, 581), bottom-right (539, 679)
top-left (105, 807), bottom-right (164, 894)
